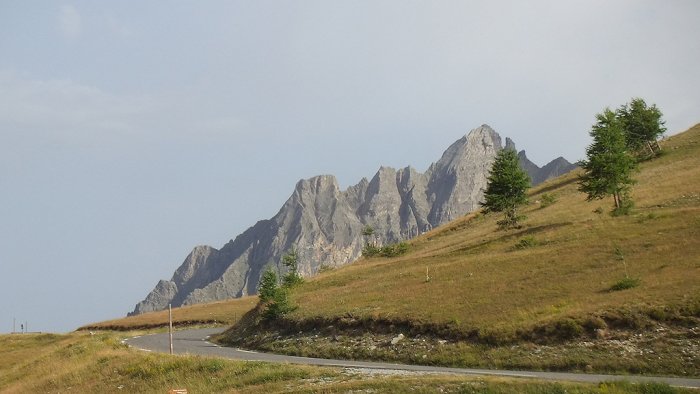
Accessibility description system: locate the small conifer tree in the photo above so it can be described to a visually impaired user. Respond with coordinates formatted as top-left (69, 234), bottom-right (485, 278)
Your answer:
top-left (257, 269), bottom-right (278, 303)
top-left (480, 148), bottom-right (530, 229)
top-left (281, 249), bottom-right (303, 287)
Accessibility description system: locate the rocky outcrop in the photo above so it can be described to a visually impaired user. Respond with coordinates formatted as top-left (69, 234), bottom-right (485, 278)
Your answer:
top-left (130, 125), bottom-right (576, 315)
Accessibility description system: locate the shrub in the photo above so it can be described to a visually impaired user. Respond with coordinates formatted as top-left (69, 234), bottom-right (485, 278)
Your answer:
top-left (496, 214), bottom-right (526, 230)
top-left (602, 309), bottom-right (649, 329)
top-left (611, 198), bottom-right (634, 216)
top-left (379, 242), bottom-right (409, 257)
top-left (609, 277), bottom-right (641, 291)
top-left (539, 193), bottom-right (557, 208)
top-left (647, 307), bottom-right (668, 322)
top-left (363, 242), bottom-right (409, 258)
top-left (514, 236), bottom-right (538, 250)
top-left (582, 316), bottom-right (607, 332)
top-left (552, 318), bottom-right (583, 340)
top-left (362, 243), bottom-right (381, 257)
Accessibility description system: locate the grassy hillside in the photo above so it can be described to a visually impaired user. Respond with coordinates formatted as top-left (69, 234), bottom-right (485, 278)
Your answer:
top-left (289, 125), bottom-right (699, 333)
top-left (220, 124), bottom-right (700, 375)
top-left (80, 296), bottom-right (258, 331)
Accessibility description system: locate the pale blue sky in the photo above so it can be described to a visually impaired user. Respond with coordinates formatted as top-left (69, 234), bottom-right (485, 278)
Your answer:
top-left (1, 1), bottom-right (699, 333)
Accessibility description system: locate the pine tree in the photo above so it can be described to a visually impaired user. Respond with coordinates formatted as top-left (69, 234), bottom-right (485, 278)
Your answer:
top-left (281, 249), bottom-right (303, 287)
top-left (480, 148), bottom-right (530, 229)
top-left (257, 268), bottom-right (295, 319)
top-left (257, 269), bottom-right (278, 303)
top-left (578, 108), bottom-right (637, 214)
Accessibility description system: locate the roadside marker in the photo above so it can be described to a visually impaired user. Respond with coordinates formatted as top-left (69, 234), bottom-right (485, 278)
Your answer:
top-left (169, 304), bottom-right (174, 355)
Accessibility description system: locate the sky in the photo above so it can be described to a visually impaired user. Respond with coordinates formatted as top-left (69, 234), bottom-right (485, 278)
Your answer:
top-left (1, 1), bottom-right (699, 333)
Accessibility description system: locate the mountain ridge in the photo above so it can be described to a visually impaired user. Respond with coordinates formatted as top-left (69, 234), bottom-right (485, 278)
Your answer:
top-left (130, 125), bottom-right (576, 315)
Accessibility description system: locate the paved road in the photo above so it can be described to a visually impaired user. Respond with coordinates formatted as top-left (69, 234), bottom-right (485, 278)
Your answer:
top-left (125, 328), bottom-right (700, 389)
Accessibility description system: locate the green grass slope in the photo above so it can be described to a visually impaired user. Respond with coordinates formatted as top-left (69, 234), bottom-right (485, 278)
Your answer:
top-left (221, 124), bottom-right (700, 376)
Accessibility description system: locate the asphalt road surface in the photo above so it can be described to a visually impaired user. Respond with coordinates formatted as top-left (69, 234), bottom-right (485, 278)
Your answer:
top-left (125, 328), bottom-right (700, 388)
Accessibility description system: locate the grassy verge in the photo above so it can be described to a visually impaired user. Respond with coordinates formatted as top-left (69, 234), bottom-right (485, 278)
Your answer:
top-left (0, 331), bottom-right (694, 393)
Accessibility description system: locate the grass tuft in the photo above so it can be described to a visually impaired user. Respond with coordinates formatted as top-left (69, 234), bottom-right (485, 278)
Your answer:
top-left (539, 193), bottom-right (558, 208)
top-left (609, 277), bottom-right (641, 292)
top-left (513, 235), bottom-right (539, 250)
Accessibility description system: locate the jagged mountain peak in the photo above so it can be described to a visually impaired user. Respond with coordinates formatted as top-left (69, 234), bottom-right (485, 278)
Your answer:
top-left (295, 174), bottom-right (339, 190)
top-left (505, 137), bottom-right (517, 151)
top-left (433, 125), bottom-right (501, 173)
top-left (548, 156), bottom-right (574, 165)
top-left (374, 166), bottom-right (397, 176)
top-left (130, 125), bottom-right (576, 315)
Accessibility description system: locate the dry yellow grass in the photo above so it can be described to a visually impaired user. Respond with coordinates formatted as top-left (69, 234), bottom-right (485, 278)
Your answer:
top-left (0, 331), bottom-right (328, 393)
top-left (286, 124), bottom-right (700, 335)
top-left (80, 296), bottom-right (258, 331)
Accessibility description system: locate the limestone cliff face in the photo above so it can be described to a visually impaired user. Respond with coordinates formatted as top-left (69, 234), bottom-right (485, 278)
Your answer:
top-left (130, 125), bottom-right (576, 315)
top-left (426, 125), bottom-right (502, 225)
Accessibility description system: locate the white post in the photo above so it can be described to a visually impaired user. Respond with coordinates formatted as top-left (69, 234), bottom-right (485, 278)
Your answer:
top-left (169, 304), bottom-right (174, 355)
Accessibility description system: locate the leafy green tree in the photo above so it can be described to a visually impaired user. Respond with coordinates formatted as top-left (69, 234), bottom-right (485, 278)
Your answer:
top-left (281, 249), bottom-right (303, 288)
top-left (578, 108), bottom-right (637, 214)
top-left (257, 269), bottom-right (278, 303)
top-left (616, 98), bottom-right (666, 157)
top-left (480, 148), bottom-right (530, 229)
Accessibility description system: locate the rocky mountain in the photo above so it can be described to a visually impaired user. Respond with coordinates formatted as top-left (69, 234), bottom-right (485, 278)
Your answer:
top-left (130, 125), bottom-right (576, 315)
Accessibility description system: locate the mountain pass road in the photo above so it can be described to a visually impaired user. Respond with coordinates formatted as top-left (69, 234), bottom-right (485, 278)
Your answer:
top-left (125, 328), bottom-right (700, 389)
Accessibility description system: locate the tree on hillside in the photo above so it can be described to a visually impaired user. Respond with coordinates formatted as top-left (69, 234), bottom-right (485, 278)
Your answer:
top-left (616, 98), bottom-right (666, 158)
top-left (258, 269), bottom-right (279, 303)
top-left (361, 224), bottom-right (381, 256)
top-left (578, 108), bottom-right (637, 214)
top-left (257, 266), bottom-right (296, 320)
top-left (361, 225), bottom-right (376, 246)
top-left (480, 148), bottom-right (531, 229)
top-left (281, 249), bottom-right (303, 288)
